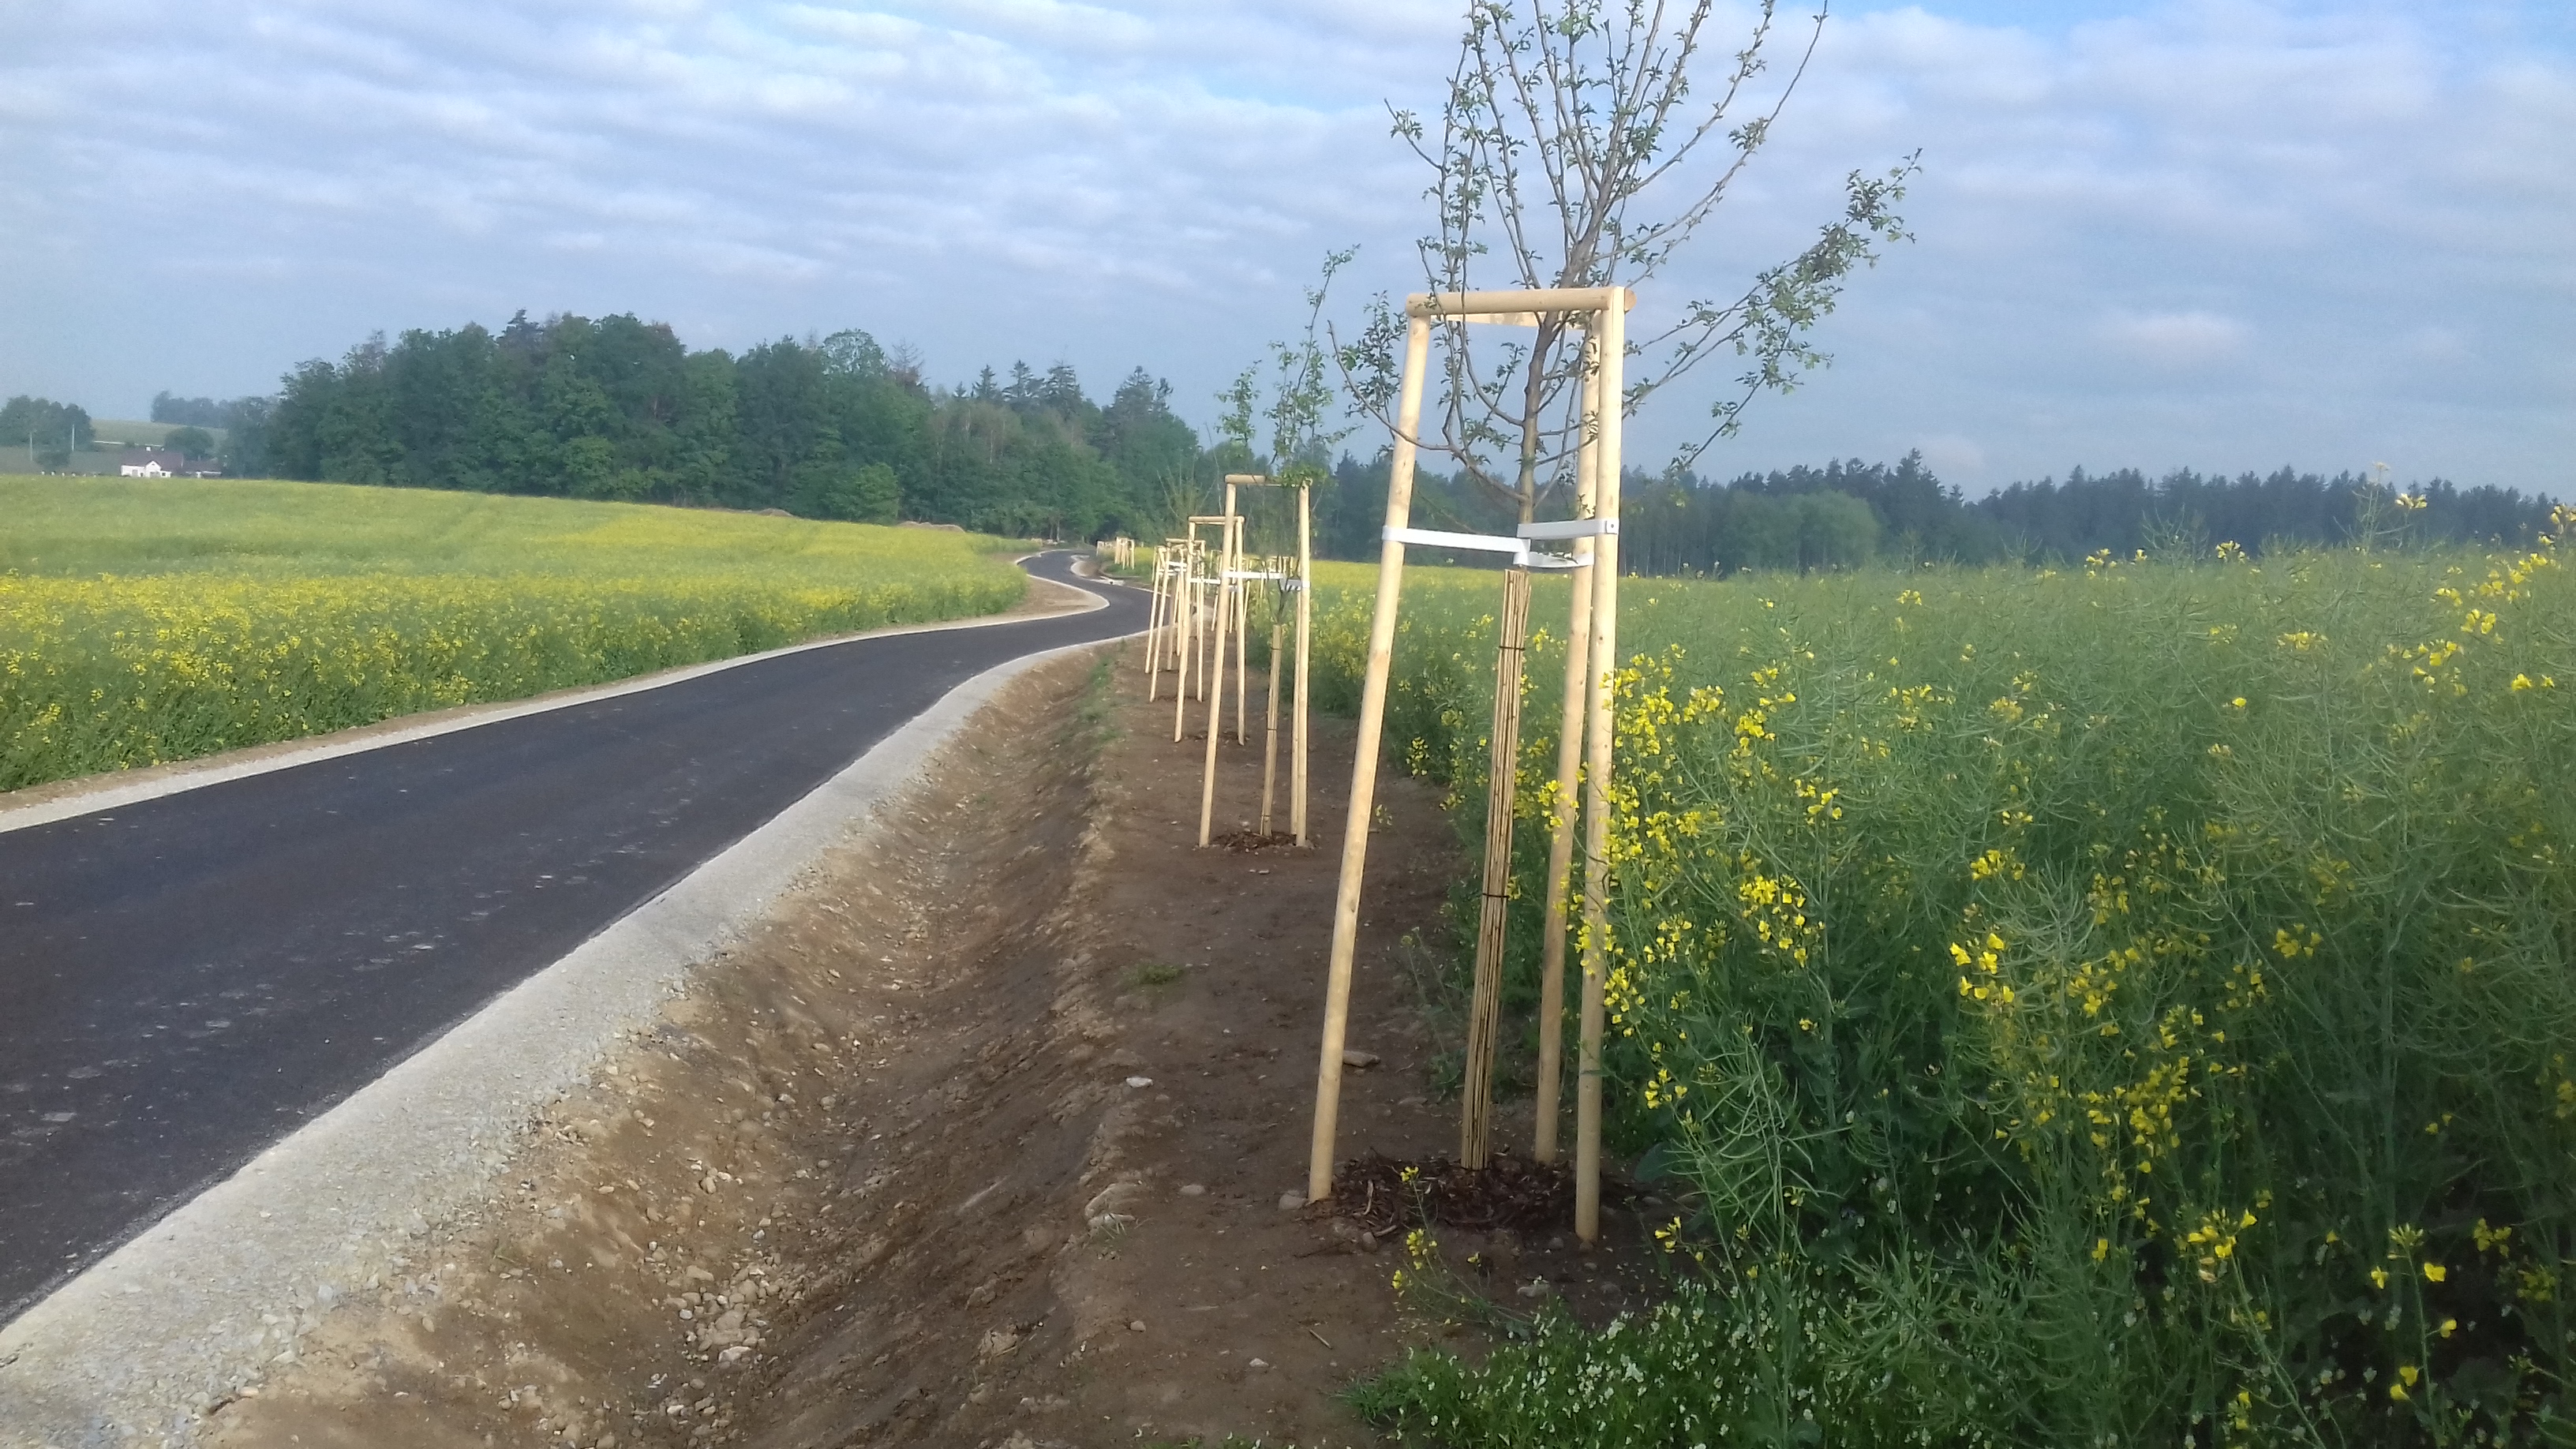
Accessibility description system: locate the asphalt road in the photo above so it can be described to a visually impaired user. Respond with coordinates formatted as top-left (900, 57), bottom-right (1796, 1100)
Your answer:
top-left (0, 552), bottom-right (1144, 1320)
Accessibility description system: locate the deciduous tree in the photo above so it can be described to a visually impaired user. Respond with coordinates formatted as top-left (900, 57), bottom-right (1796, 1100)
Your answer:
top-left (1338, 0), bottom-right (1919, 522)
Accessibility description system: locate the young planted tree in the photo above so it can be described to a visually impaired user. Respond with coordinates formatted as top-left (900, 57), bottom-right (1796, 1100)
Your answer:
top-left (1339, 0), bottom-right (1919, 522)
top-left (1220, 253), bottom-right (1360, 495)
top-left (1214, 254), bottom-right (1361, 561)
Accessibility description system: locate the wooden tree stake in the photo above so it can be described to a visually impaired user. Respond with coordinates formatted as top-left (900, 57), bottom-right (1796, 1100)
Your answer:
top-left (1533, 346), bottom-right (1601, 1164)
top-left (1305, 313), bottom-right (1431, 1203)
top-left (1172, 560), bottom-right (1195, 741)
top-left (1261, 615), bottom-right (1285, 836)
top-left (1198, 490), bottom-right (1240, 848)
top-left (1145, 552), bottom-right (1164, 699)
top-left (1234, 564), bottom-right (1250, 743)
top-left (1574, 296), bottom-right (1627, 1243)
top-left (1459, 565), bottom-right (1532, 1169)
top-left (1293, 482), bottom-right (1312, 847)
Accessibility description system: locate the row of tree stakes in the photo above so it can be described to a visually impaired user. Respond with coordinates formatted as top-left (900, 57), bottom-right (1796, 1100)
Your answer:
top-left (1129, 286), bottom-right (1634, 1243)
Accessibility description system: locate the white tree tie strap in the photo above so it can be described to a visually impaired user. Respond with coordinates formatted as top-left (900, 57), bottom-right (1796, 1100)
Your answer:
top-left (1380, 526), bottom-right (1593, 571)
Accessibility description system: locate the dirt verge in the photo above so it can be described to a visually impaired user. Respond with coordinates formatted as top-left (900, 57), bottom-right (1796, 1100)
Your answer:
top-left (202, 642), bottom-right (1657, 1449)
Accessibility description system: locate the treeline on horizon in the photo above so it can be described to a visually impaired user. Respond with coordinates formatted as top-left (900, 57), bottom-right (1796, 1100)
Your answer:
top-left (21, 305), bottom-right (2558, 568)
top-left (209, 310), bottom-right (1207, 537)
top-left (1618, 455), bottom-right (2563, 571)
top-left (1368, 452), bottom-right (2560, 572)
top-left (1, 396), bottom-right (96, 463)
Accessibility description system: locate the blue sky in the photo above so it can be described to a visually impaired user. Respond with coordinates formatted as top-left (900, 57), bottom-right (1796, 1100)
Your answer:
top-left (2, 0), bottom-right (2569, 494)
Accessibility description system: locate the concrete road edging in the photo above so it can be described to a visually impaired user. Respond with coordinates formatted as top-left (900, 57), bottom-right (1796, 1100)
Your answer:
top-left (0, 634), bottom-right (1124, 1449)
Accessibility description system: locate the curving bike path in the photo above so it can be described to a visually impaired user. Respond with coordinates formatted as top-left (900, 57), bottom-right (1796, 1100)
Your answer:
top-left (0, 551), bottom-right (1145, 1320)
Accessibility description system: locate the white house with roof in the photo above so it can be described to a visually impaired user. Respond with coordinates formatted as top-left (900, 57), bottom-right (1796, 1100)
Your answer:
top-left (119, 447), bottom-right (186, 477)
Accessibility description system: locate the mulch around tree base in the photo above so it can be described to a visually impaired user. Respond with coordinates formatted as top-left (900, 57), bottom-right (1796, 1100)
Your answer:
top-left (1327, 1151), bottom-right (1629, 1237)
top-left (1208, 829), bottom-right (1301, 852)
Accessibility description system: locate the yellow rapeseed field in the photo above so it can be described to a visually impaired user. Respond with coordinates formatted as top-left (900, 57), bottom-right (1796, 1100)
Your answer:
top-left (0, 477), bottom-right (1025, 792)
top-left (1322, 526), bottom-right (2576, 1442)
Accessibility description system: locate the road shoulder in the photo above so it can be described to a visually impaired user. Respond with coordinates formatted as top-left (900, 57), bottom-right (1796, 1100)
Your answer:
top-left (0, 635), bottom-right (1114, 1449)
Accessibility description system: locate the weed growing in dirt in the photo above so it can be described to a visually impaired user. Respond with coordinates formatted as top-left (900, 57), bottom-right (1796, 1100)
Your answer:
top-left (1074, 651), bottom-right (1125, 747)
top-left (1087, 1215), bottom-right (1133, 1256)
top-left (0, 475), bottom-right (1024, 790)
top-left (1315, 523), bottom-right (2576, 1443)
top-left (1129, 960), bottom-right (1186, 988)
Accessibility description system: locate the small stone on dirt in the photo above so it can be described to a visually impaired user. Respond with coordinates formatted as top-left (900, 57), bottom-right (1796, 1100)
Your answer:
top-left (1127, 1320), bottom-right (1147, 1333)
top-left (1178, 1183), bottom-right (1206, 1196)
top-left (1518, 1278), bottom-right (1553, 1300)
top-left (1125, 1075), bottom-right (1153, 1088)
top-left (1247, 1357), bottom-right (1271, 1371)
top-left (1341, 1049), bottom-right (1380, 1069)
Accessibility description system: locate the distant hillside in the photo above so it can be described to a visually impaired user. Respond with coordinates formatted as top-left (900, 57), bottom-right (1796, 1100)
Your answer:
top-left (91, 419), bottom-right (229, 450)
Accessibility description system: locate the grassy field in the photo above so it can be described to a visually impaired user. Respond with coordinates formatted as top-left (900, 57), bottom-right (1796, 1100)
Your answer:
top-left (88, 419), bottom-right (227, 449)
top-left (0, 476), bottom-right (1026, 793)
top-left (1307, 532), bottom-right (2576, 1444)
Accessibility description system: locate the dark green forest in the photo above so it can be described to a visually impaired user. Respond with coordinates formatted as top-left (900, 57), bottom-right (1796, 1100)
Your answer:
top-left (1, 396), bottom-right (95, 468)
top-left (224, 311), bottom-right (1207, 538)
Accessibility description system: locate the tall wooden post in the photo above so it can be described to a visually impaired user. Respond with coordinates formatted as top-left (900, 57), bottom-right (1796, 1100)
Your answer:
top-left (1261, 612), bottom-right (1285, 836)
top-left (1533, 339), bottom-right (1601, 1164)
top-left (1196, 570), bottom-right (1212, 699)
top-left (1199, 488), bottom-right (1240, 848)
top-left (1305, 313), bottom-right (1431, 1203)
top-left (1459, 566), bottom-right (1533, 1169)
top-left (1233, 563), bottom-right (1250, 744)
top-left (1293, 481), bottom-right (1313, 848)
top-left (1207, 551), bottom-right (1221, 700)
top-left (1204, 554), bottom-right (1223, 701)
top-left (1173, 546), bottom-right (1196, 742)
top-left (1148, 546), bottom-right (1169, 696)
top-left (1574, 293), bottom-right (1628, 1243)
top-left (1145, 551), bottom-right (1166, 700)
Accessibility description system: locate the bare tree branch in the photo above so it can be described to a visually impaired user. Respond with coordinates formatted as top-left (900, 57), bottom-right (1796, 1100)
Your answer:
top-left (1331, 0), bottom-right (1915, 519)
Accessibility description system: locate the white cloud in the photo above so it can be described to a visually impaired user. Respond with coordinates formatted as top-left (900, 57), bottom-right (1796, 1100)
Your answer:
top-left (0, 0), bottom-right (2567, 495)
top-left (1666, 1), bottom-right (2576, 490)
top-left (2096, 310), bottom-right (2251, 368)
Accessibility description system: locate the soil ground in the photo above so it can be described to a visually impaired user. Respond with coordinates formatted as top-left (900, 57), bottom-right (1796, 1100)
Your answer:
top-left (200, 641), bottom-right (1657, 1449)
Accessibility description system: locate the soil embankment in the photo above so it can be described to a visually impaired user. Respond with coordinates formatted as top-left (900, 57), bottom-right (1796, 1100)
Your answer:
top-left (200, 641), bottom-right (1655, 1449)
